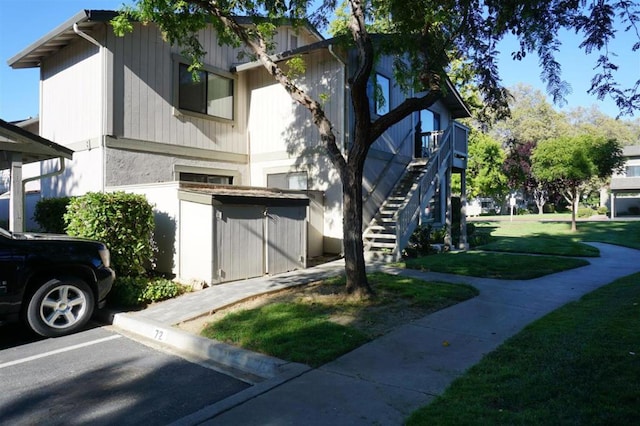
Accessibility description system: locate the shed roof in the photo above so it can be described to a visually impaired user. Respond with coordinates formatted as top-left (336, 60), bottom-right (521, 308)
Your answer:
top-left (178, 184), bottom-right (310, 207)
top-left (0, 118), bottom-right (74, 168)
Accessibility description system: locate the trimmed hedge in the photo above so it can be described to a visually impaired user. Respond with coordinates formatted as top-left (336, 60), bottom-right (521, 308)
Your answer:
top-left (33, 196), bottom-right (73, 233)
top-left (64, 192), bottom-right (155, 277)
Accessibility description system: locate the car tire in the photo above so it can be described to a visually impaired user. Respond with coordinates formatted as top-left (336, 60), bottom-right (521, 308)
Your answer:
top-left (26, 278), bottom-right (95, 337)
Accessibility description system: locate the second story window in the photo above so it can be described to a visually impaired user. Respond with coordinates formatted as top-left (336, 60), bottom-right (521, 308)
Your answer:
top-left (367, 73), bottom-right (390, 116)
top-left (626, 165), bottom-right (640, 177)
top-left (178, 63), bottom-right (234, 120)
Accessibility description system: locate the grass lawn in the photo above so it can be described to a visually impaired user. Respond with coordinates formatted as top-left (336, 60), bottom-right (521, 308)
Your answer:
top-left (401, 251), bottom-right (590, 279)
top-left (406, 272), bottom-right (640, 424)
top-left (200, 273), bottom-right (478, 367)
top-left (399, 220), bottom-right (639, 279)
top-left (474, 220), bottom-right (640, 252)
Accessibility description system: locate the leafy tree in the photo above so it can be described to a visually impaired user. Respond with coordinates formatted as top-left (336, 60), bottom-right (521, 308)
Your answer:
top-left (564, 106), bottom-right (640, 145)
top-left (112, 0), bottom-right (639, 296)
top-left (532, 135), bottom-right (624, 231)
top-left (467, 131), bottom-right (509, 210)
top-left (491, 84), bottom-right (570, 144)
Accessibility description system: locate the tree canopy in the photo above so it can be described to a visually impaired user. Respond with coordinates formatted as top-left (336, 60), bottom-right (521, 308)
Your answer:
top-left (532, 135), bottom-right (624, 231)
top-left (467, 131), bottom-right (508, 203)
top-left (113, 0), bottom-right (639, 294)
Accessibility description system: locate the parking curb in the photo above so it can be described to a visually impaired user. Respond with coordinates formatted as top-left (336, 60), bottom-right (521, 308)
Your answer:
top-left (111, 312), bottom-right (309, 382)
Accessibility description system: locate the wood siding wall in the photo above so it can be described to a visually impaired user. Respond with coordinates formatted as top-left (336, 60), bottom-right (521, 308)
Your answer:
top-left (109, 23), bottom-right (248, 154)
top-left (40, 32), bottom-right (104, 144)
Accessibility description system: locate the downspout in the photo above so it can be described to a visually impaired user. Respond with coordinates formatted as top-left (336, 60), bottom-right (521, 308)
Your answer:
top-left (21, 158), bottom-right (66, 231)
top-left (328, 44), bottom-right (348, 154)
top-left (74, 23), bottom-right (107, 191)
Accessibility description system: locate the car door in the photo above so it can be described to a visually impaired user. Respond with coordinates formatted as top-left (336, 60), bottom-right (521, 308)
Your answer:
top-left (0, 231), bottom-right (23, 315)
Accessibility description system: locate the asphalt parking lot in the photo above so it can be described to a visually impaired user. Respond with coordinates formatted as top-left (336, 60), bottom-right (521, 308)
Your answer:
top-left (0, 323), bottom-right (251, 425)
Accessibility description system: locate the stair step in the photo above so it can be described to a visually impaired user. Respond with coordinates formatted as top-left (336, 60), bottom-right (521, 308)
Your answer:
top-left (368, 242), bottom-right (397, 249)
top-left (363, 233), bottom-right (396, 240)
top-left (367, 225), bottom-right (396, 232)
top-left (377, 217), bottom-right (397, 223)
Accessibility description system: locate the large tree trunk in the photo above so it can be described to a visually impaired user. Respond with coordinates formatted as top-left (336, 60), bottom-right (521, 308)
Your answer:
top-left (342, 165), bottom-right (372, 297)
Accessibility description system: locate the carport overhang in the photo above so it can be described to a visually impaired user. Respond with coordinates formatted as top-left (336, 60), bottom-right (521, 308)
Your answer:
top-left (0, 118), bottom-right (74, 231)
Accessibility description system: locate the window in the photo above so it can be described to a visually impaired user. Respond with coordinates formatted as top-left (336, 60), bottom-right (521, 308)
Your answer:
top-left (267, 172), bottom-right (308, 190)
top-left (626, 165), bottom-right (640, 177)
top-left (180, 172), bottom-right (233, 185)
top-left (178, 63), bottom-right (234, 120)
top-left (367, 73), bottom-right (391, 116)
top-left (289, 33), bottom-right (298, 50)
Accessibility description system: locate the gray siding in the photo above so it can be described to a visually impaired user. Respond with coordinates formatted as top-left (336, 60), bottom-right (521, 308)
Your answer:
top-left (40, 31), bottom-right (103, 144)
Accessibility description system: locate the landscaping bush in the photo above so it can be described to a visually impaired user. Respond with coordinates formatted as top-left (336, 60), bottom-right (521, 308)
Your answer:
top-left (108, 276), bottom-right (185, 307)
top-left (404, 225), bottom-right (432, 257)
top-left (577, 207), bottom-right (596, 218)
top-left (64, 192), bottom-right (155, 277)
top-left (33, 196), bottom-right (73, 233)
top-left (597, 205), bottom-right (608, 215)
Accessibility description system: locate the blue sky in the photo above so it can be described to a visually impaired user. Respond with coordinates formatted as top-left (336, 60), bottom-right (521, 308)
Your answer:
top-left (1, 0), bottom-right (638, 123)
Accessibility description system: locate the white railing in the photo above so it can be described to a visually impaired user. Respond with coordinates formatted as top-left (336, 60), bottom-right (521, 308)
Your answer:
top-left (393, 126), bottom-right (454, 259)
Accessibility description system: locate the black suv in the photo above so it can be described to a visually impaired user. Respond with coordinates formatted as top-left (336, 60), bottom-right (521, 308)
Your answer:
top-left (0, 227), bottom-right (115, 337)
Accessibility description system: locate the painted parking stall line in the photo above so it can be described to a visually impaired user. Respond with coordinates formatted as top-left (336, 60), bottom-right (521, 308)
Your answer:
top-left (0, 334), bottom-right (122, 369)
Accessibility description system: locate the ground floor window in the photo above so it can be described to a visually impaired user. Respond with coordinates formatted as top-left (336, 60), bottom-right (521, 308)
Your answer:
top-left (180, 172), bottom-right (233, 185)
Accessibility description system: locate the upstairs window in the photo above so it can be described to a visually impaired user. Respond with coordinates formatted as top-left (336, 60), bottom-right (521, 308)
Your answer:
top-left (178, 63), bottom-right (234, 120)
top-left (367, 73), bottom-right (390, 116)
top-left (626, 165), bottom-right (640, 177)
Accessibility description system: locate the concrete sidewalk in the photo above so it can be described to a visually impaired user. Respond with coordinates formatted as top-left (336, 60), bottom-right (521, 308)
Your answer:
top-left (111, 243), bottom-right (640, 425)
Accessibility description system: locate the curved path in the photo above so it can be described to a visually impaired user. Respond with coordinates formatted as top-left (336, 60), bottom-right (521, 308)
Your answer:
top-left (115, 243), bottom-right (640, 425)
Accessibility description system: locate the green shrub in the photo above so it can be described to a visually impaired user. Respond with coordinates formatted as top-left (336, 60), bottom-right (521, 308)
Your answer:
top-left (64, 192), bottom-right (155, 277)
top-left (597, 205), bottom-right (608, 215)
top-left (108, 276), bottom-right (186, 307)
top-left (33, 197), bottom-right (73, 233)
top-left (577, 207), bottom-right (596, 218)
top-left (141, 277), bottom-right (185, 302)
top-left (404, 225), bottom-right (433, 258)
top-left (108, 276), bottom-right (147, 307)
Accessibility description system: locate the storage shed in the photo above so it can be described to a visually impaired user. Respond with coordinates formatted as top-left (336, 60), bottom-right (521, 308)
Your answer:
top-left (178, 186), bottom-right (309, 284)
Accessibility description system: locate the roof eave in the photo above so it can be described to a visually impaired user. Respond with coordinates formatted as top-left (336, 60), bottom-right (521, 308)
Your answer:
top-left (7, 10), bottom-right (118, 69)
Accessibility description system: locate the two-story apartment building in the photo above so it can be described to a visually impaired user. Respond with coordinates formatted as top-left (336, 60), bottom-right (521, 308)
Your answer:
top-left (6, 10), bottom-right (469, 284)
top-left (610, 145), bottom-right (640, 217)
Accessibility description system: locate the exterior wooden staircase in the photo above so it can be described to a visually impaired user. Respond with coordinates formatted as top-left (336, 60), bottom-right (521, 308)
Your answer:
top-left (363, 122), bottom-right (466, 261)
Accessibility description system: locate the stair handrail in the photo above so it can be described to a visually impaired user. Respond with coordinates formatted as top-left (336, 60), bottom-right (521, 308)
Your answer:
top-left (362, 125), bottom-right (415, 206)
top-left (393, 126), bottom-right (454, 258)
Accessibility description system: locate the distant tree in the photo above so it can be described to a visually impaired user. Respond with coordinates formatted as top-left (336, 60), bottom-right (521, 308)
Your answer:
top-left (491, 84), bottom-right (569, 144)
top-left (565, 106), bottom-right (640, 145)
top-left (532, 136), bottom-right (624, 231)
top-left (467, 131), bottom-right (509, 208)
top-left (113, 0), bottom-right (640, 295)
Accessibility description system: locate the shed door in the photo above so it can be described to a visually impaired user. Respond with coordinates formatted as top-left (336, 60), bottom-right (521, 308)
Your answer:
top-left (215, 205), bottom-right (264, 282)
top-left (266, 206), bottom-right (306, 275)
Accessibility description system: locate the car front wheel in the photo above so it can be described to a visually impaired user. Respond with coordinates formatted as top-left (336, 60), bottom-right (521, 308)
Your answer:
top-left (26, 278), bottom-right (95, 337)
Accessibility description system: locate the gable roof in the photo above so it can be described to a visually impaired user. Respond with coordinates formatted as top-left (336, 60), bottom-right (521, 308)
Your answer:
top-left (8, 10), bottom-right (323, 70)
top-left (0, 119), bottom-right (73, 167)
top-left (8, 10), bottom-right (470, 118)
top-left (8, 10), bottom-right (117, 69)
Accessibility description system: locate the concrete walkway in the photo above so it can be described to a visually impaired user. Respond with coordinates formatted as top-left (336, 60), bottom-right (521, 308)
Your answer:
top-left (111, 243), bottom-right (640, 425)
